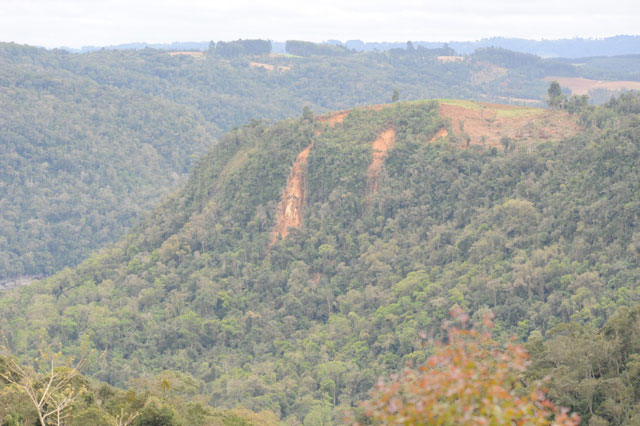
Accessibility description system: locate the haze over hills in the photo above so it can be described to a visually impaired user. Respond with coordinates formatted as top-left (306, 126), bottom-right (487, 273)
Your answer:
top-left (65, 35), bottom-right (640, 58)
top-left (3, 94), bottom-right (640, 423)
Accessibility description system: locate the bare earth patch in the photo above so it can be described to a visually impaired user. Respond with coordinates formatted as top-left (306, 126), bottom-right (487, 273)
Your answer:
top-left (317, 111), bottom-right (349, 127)
top-left (438, 100), bottom-right (581, 148)
top-left (544, 76), bottom-right (640, 95)
top-left (366, 128), bottom-right (397, 197)
top-left (271, 143), bottom-right (313, 244)
top-left (270, 99), bottom-right (581, 240)
top-left (430, 127), bottom-right (449, 142)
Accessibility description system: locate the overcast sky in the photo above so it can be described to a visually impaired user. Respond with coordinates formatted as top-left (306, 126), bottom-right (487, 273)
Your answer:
top-left (1, 0), bottom-right (639, 49)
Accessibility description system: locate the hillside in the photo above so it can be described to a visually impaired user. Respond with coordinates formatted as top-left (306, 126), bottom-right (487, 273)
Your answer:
top-left (3, 42), bottom-right (640, 281)
top-left (0, 58), bottom-right (215, 280)
top-left (4, 96), bottom-right (640, 423)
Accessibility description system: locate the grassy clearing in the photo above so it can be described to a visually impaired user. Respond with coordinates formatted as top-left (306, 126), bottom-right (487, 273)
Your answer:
top-left (439, 99), bottom-right (544, 117)
top-left (495, 107), bottom-right (545, 118)
top-left (437, 99), bottom-right (484, 110)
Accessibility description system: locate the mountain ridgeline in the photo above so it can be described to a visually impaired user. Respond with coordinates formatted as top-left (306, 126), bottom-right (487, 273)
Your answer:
top-left (3, 42), bottom-right (640, 282)
top-left (3, 97), bottom-right (640, 423)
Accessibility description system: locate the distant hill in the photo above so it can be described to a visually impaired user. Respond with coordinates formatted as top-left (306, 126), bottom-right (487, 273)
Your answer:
top-left (62, 35), bottom-right (640, 58)
top-left (446, 35), bottom-right (640, 57)
top-left (65, 41), bottom-right (212, 53)
top-left (4, 96), bottom-right (640, 422)
top-left (330, 35), bottom-right (640, 58)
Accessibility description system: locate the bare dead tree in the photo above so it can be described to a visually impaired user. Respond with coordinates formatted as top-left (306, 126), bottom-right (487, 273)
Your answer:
top-left (0, 339), bottom-right (90, 426)
top-left (113, 408), bottom-right (139, 426)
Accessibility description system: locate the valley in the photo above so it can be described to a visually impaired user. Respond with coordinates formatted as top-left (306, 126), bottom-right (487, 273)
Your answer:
top-left (1, 36), bottom-right (640, 424)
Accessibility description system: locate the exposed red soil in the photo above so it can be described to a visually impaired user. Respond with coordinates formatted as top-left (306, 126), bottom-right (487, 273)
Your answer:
top-left (366, 128), bottom-right (397, 197)
top-left (438, 102), bottom-right (581, 148)
top-left (269, 100), bottom-right (579, 242)
top-left (430, 127), bottom-right (449, 142)
top-left (317, 111), bottom-right (349, 127)
top-left (271, 143), bottom-right (313, 244)
top-left (544, 76), bottom-right (640, 95)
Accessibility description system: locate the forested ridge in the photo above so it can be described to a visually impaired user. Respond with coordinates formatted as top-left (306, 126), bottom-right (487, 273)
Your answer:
top-left (3, 41), bottom-right (640, 281)
top-left (2, 95), bottom-right (640, 423)
top-left (0, 45), bottom-right (216, 280)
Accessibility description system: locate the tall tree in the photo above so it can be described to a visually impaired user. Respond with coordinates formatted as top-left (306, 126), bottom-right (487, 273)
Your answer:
top-left (547, 81), bottom-right (567, 108)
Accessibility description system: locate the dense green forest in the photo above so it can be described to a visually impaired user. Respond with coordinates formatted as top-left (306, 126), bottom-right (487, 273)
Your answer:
top-left (0, 62), bottom-right (215, 279)
top-left (0, 347), bottom-right (278, 425)
top-left (3, 41), bottom-right (640, 281)
top-left (2, 95), bottom-right (640, 423)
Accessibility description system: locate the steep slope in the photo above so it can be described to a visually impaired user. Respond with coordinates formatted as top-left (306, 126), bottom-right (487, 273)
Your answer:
top-left (1, 42), bottom-right (633, 281)
top-left (366, 128), bottom-right (397, 196)
top-left (0, 66), bottom-right (214, 280)
top-left (4, 98), bottom-right (640, 423)
top-left (271, 143), bottom-right (313, 243)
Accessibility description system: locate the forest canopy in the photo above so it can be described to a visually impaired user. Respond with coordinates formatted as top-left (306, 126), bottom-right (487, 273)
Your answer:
top-left (1, 42), bottom-right (638, 281)
top-left (1, 95), bottom-right (640, 423)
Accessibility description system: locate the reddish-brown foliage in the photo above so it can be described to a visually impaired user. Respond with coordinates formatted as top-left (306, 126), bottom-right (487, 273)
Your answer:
top-left (362, 311), bottom-right (579, 425)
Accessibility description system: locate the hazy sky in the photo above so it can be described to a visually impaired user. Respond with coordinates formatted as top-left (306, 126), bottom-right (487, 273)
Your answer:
top-left (2, 0), bottom-right (639, 48)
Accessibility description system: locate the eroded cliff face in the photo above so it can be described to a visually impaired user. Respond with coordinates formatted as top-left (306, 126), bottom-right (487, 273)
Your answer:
top-left (366, 128), bottom-right (396, 197)
top-left (271, 143), bottom-right (313, 243)
top-left (270, 100), bottom-right (581, 242)
top-left (270, 111), bottom-right (350, 243)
